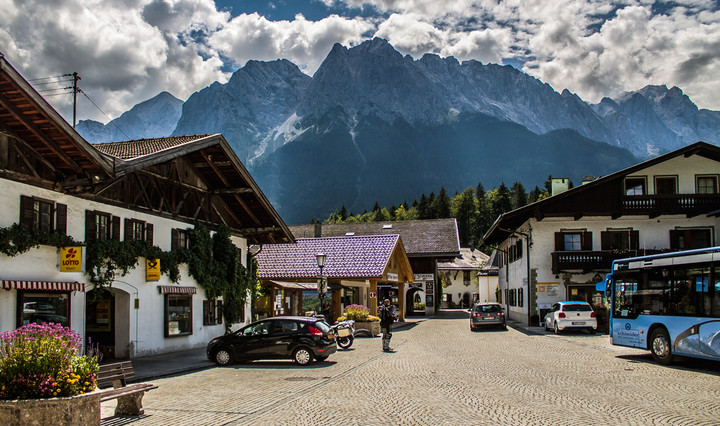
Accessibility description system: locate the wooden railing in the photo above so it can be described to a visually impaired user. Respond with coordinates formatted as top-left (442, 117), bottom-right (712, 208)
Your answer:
top-left (621, 194), bottom-right (720, 216)
top-left (551, 249), bottom-right (672, 274)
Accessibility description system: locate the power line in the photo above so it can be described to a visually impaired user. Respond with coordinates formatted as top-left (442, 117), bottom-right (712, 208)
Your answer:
top-left (79, 89), bottom-right (131, 140)
top-left (27, 74), bottom-right (73, 82)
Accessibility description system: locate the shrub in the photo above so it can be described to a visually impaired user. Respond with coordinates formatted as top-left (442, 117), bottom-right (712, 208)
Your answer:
top-left (0, 323), bottom-right (98, 400)
top-left (341, 304), bottom-right (379, 322)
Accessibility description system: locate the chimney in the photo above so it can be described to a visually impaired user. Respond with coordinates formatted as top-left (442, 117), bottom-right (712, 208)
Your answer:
top-left (314, 222), bottom-right (322, 238)
top-left (551, 178), bottom-right (570, 196)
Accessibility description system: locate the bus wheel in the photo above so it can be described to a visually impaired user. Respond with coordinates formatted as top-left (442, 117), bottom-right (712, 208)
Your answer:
top-left (650, 328), bottom-right (673, 365)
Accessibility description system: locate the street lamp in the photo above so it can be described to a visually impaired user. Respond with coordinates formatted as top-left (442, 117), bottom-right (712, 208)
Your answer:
top-left (316, 253), bottom-right (327, 318)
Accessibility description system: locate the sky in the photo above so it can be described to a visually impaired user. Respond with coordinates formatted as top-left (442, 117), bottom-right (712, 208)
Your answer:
top-left (1, 0), bottom-right (719, 124)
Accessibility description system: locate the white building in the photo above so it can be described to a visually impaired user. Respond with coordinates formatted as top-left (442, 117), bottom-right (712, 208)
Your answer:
top-left (438, 248), bottom-right (489, 308)
top-left (0, 55), bottom-right (292, 358)
top-left (482, 142), bottom-right (720, 326)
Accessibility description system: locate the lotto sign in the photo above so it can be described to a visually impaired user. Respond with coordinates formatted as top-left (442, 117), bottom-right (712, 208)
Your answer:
top-left (60, 247), bottom-right (82, 272)
top-left (146, 259), bottom-right (161, 281)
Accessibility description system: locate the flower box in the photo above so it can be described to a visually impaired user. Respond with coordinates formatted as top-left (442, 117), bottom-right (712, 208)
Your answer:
top-left (353, 321), bottom-right (381, 337)
top-left (0, 390), bottom-right (100, 426)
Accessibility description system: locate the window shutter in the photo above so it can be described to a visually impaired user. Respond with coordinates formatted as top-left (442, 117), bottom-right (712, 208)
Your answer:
top-left (582, 232), bottom-right (593, 251)
top-left (171, 229), bottom-right (179, 251)
top-left (145, 223), bottom-right (153, 244)
top-left (600, 231), bottom-right (610, 250)
top-left (20, 195), bottom-right (34, 228)
top-left (517, 241), bottom-right (523, 258)
top-left (85, 210), bottom-right (96, 242)
top-left (669, 230), bottom-right (680, 250)
top-left (216, 300), bottom-right (223, 325)
top-left (203, 300), bottom-right (210, 326)
top-left (124, 218), bottom-right (132, 241)
top-left (55, 203), bottom-right (67, 235)
top-left (554, 233), bottom-right (564, 251)
top-left (112, 216), bottom-right (121, 241)
top-left (630, 230), bottom-right (639, 250)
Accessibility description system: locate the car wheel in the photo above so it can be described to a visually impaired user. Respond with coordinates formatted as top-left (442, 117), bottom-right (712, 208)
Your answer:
top-left (214, 348), bottom-right (232, 366)
top-left (470, 325), bottom-right (476, 331)
top-left (293, 347), bottom-right (314, 366)
top-left (554, 322), bottom-right (561, 334)
top-left (650, 328), bottom-right (673, 365)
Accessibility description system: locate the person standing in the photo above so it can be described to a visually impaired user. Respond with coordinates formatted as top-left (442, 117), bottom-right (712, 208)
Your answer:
top-left (379, 298), bottom-right (397, 352)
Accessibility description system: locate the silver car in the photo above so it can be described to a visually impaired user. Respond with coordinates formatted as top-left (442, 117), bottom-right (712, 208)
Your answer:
top-left (469, 303), bottom-right (506, 331)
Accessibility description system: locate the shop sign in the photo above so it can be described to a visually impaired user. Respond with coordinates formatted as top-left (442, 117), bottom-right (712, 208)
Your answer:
top-left (414, 273), bottom-right (434, 282)
top-left (146, 259), bottom-right (161, 281)
top-left (60, 247), bottom-right (82, 272)
top-left (369, 292), bottom-right (377, 299)
top-left (387, 273), bottom-right (399, 282)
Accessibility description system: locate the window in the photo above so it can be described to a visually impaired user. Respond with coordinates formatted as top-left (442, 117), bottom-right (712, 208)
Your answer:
top-left (601, 230), bottom-right (639, 251)
top-left (86, 210), bottom-right (120, 242)
top-left (463, 270), bottom-right (471, 286)
top-left (624, 177), bottom-right (646, 196)
top-left (655, 176), bottom-right (677, 195)
top-left (17, 292), bottom-right (70, 327)
top-left (203, 300), bottom-right (223, 326)
top-left (518, 288), bottom-right (524, 307)
top-left (19, 195), bottom-right (66, 234)
top-left (165, 294), bottom-right (193, 337)
top-left (124, 219), bottom-right (153, 243)
top-left (555, 231), bottom-right (592, 251)
top-left (171, 228), bottom-right (191, 251)
top-left (670, 229), bottom-right (712, 250)
top-left (697, 176), bottom-right (718, 194)
top-left (509, 240), bottom-right (523, 263)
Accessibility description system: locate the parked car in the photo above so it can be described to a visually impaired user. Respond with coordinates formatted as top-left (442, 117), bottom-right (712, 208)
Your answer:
top-left (469, 303), bottom-right (506, 331)
top-left (207, 316), bottom-right (337, 366)
top-left (544, 301), bottom-right (597, 334)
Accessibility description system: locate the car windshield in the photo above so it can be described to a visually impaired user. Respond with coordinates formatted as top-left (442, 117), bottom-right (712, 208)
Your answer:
top-left (563, 304), bottom-right (592, 312)
top-left (476, 305), bottom-right (501, 313)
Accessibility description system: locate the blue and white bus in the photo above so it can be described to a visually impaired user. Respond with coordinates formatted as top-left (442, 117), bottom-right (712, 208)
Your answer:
top-left (606, 246), bottom-right (720, 364)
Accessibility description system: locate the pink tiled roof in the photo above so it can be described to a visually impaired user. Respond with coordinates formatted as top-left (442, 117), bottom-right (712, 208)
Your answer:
top-left (256, 235), bottom-right (400, 280)
top-left (93, 135), bottom-right (212, 159)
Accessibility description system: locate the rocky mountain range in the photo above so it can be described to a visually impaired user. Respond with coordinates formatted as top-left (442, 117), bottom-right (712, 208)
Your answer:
top-left (76, 38), bottom-right (720, 224)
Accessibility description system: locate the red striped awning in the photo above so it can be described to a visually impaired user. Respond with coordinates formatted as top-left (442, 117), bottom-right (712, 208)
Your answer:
top-left (158, 285), bottom-right (197, 295)
top-left (2, 280), bottom-right (85, 292)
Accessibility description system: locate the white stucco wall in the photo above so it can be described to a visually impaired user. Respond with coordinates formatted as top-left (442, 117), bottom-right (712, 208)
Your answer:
top-left (440, 270), bottom-right (478, 307)
top-left (0, 178), bottom-right (251, 357)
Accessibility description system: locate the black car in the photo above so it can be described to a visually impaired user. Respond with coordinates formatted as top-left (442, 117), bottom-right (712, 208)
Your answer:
top-left (206, 316), bottom-right (337, 366)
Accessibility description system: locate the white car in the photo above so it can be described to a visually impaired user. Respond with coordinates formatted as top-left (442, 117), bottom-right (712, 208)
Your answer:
top-left (544, 301), bottom-right (597, 334)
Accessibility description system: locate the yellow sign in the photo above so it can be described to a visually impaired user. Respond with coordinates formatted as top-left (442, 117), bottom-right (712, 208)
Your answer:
top-left (60, 247), bottom-right (82, 272)
top-left (146, 259), bottom-right (161, 281)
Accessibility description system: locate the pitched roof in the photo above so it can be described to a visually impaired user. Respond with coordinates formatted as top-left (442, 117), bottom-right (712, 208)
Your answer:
top-left (437, 248), bottom-right (488, 270)
top-left (288, 219), bottom-right (460, 257)
top-left (256, 235), bottom-right (401, 280)
top-left (481, 141), bottom-right (720, 246)
top-left (93, 135), bottom-right (211, 160)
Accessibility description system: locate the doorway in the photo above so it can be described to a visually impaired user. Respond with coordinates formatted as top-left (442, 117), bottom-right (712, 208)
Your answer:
top-left (86, 289), bottom-right (115, 359)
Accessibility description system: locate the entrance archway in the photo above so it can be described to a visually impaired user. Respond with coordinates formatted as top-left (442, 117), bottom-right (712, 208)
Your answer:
top-left (86, 287), bottom-right (131, 359)
top-left (405, 287), bottom-right (425, 316)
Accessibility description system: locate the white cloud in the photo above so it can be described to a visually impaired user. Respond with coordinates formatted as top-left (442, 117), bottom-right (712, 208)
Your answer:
top-left (209, 13), bottom-right (373, 74)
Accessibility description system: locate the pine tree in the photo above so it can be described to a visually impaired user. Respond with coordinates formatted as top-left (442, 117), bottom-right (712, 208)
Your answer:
top-left (510, 182), bottom-right (528, 209)
top-left (451, 187), bottom-right (477, 246)
top-left (434, 187), bottom-right (451, 218)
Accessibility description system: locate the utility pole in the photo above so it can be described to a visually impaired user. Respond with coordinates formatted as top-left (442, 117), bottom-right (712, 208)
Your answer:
top-left (72, 72), bottom-right (81, 128)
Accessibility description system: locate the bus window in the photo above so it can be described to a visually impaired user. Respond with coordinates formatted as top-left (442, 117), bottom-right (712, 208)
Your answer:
top-left (614, 276), bottom-right (639, 318)
top-left (713, 265), bottom-right (720, 316)
top-left (671, 266), bottom-right (709, 316)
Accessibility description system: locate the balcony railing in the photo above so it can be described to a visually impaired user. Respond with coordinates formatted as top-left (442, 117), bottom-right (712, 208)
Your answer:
top-left (621, 194), bottom-right (720, 216)
top-left (551, 249), bottom-right (672, 274)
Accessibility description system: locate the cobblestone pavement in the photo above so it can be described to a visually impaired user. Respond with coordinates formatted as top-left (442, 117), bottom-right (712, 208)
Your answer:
top-left (101, 310), bottom-right (720, 425)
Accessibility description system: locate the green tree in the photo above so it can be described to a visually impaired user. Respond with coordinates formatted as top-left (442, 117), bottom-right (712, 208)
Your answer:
top-left (510, 181), bottom-right (528, 210)
top-left (433, 187), bottom-right (451, 218)
top-left (451, 187), bottom-right (477, 246)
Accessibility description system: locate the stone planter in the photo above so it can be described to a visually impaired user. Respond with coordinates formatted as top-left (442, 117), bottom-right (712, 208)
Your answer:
top-left (0, 390), bottom-right (100, 426)
top-left (354, 321), bottom-right (381, 337)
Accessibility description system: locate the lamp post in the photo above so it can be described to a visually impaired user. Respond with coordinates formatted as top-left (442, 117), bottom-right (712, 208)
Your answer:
top-left (316, 253), bottom-right (327, 318)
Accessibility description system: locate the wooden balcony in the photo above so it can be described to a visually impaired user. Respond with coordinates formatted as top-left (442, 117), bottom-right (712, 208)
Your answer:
top-left (621, 194), bottom-right (720, 217)
top-left (551, 249), bottom-right (672, 274)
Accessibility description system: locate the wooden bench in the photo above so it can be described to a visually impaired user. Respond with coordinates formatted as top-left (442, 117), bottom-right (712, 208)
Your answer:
top-left (97, 361), bottom-right (158, 416)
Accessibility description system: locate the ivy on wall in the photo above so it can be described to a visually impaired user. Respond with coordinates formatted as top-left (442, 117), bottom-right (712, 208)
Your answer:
top-left (0, 222), bottom-right (256, 330)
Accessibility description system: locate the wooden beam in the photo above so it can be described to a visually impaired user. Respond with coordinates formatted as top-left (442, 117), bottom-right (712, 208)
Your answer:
top-left (5, 132), bottom-right (66, 178)
top-left (0, 91), bottom-right (85, 174)
top-left (214, 188), bottom-right (253, 194)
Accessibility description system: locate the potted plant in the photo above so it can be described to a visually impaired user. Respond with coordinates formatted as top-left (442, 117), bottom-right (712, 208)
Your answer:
top-left (337, 304), bottom-right (381, 336)
top-left (0, 323), bottom-right (100, 425)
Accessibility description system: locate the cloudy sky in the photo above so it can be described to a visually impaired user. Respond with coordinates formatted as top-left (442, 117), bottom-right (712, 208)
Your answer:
top-left (1, 0), bottom-right (719, 123)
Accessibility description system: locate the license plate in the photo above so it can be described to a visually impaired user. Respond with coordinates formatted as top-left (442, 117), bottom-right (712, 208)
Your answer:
top-left (338, 328), bottom-right (350, 337)
top-left (483, 316), bottom-right (494, 320)
top-left (572, 321), bottom-right (586, 325)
